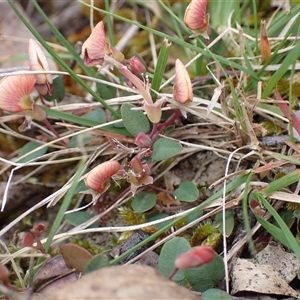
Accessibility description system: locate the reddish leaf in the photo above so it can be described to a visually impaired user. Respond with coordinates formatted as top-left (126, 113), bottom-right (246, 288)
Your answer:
top-left (276, 90), bottom-right (300, 136)
top-left (60, 243), bottom-right (93, 272)
top-left (22, 232), bottom-right (34, 248)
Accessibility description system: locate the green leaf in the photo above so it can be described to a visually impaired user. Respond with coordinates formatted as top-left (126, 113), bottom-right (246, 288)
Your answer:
top-left (84, 107), bottom-right (106, 123)
top-left (131, 192), bottom-right (157, 213)
top-left (95, 73), bottom-right (117, 100)
top-left (121, 103), bottom-right (150, 137)
top-left (83, 254), bottom-right (110, 275)
top-left (67, 133), bottom-right (92, 148)
top-left (150, 39), bottom-right (171, 100)
top-left (158, 237), bottom-right (191, 282)
top-left (255, 192), bottom-right (300, 261)
top-left (186, 209), bottom-right (203, 224)
top-left (185, 254), bottom-right (225, 292)
top-left (44, 76), bottom-right (65, 102)
top-left (152, 138), bottom-right (182, 161)
top-left (202, 288), bottom-right (233, 300)
top-left (173, 181), bottom-right (199, 202)
top-left (214, 210), bottom-right (234, 237)
top-left (65, 211), bottom-right (99, 229)
top-left (18, 141), bottom-right (48, 163)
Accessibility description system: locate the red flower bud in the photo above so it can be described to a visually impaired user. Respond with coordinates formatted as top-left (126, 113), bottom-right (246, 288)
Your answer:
top-left (175, 246), bottom-right (215, 269)
top-left (85, 161), bottom-right (121, 193)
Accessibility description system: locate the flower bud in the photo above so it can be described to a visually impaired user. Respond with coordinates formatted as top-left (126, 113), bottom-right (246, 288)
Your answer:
top-left (81, 21), bottom-right (107, 67)
top-left (28, 39), bottom-right (53, 95)
top-left (85, 161), bottom-right (121, 193)
top-left (175, 246), bottom-right (215, 269)
top-left (129, 55), bottom-right (147, 78)
top-left (135, 132), bottom-right (151, 148)
top-left (260, 20), bottom-right (271, 64)
top-left (173, 59), bottom-right (193, 103)
top-left (184, 0), bottom-right (210, 39)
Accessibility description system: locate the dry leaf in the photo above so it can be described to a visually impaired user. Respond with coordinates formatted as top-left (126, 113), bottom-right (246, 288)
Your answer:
top-left (231, 257), bottom-right (300, 298)
top-left (60, 243), bottom-right (93, 272)
top-left (158, 191), bottom-right (181, 207)
top-left (250, 242), bottom-right (300, 283)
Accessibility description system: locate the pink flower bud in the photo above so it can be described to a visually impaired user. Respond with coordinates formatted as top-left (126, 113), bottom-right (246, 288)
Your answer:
top-left (175, 246), bottom-right (215, 269)
top-left (260, 20), bottom-right (271, 64)
top-left (135, 132), bottom-right (152, 148)
top-left (184, 0), bottom-right (210, 39)
top-left (173, 59), bottom-right (193, 103)
top-left (28, 39), bottom-right (53, 95)
top-left (129, 55), bottom-right (147, 78)
top-left (85, 161), bottom-right (121, 193)
top-left (81, 21), bottom-right (107, 67)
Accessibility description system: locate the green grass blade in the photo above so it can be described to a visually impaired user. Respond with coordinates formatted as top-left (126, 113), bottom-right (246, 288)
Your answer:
top-left (262, 41), bottom-right (300, 98)
top-left (261, 170), bottom-right (300, 196)
top-left (151, 39), bottom-right (171, 100)
top-left (256, 193), bottom-right (300, 261)
top-left (44, 159), bottom-right (86, 252)
top-left (242, 172), bottom-right (256, 255)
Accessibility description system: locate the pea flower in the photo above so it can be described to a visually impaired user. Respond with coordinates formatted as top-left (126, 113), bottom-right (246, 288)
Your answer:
top-left (84, 160), bottom-right (121, 204)
top-left (169, 246), bottom-right (215, 279)
top-left (81, 21), bottom-right (124, 67)
top-left (173, 59), bottom-right (193, 104)
top-left (125, 156), bottom-right (153, 195)
top-left (184, 0), bottom-right (210, 39)
top-left (28, 39), bottom-right (53, 96)
top-left (118, 65), bottom-right (163, 123)
top-left (0, 73), bottom-right (46, 131)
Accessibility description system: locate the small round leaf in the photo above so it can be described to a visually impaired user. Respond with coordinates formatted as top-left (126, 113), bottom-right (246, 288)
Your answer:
top-left (152, 138), bottom-right (182, 162)
top-left (131, 192), bottom-right (157, 213)
top-left (83, 254), bottom-right (109, 275)
top-left (202, 288), bottom-right (233, 300)
top-left (84, 107), bottom-right (106, 123)
top-left (67, 133), bottom-right (92, 148)
top-left (214, 210), bottom-right (234, 237)
top-left (121, 103), bottom-right (150, 137)
top-left (60, 243), bottom-right (93, 272)
top-left (185, 254), bottom-right (225, 292)
top-left (44, 76), bottom-right (65, 102)
top-left (18, 141), bottom-right (48, 163)
top-left (173, 181), bottom-right (199, 202)
top-left (65, 211), bottom-right (98, 228)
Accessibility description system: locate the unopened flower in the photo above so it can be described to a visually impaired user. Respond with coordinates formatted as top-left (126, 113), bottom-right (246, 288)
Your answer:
top-left (184, 0), bottom-right (210, 39)
top-left (0, 74), bottom-right (46, 131)
top-left (85, 160), bottom-right (121, 194)
top-left (81, 21), bottom-right (106, 67)
top-left (28, 39), bottom-right (53, 95)
top-left (81, 21), bottom-right (124, 67)
top-left (173, 59), bottom-right (193, 104)
top-left (135, 132), bottom-right (151, 148)
top-left (169, 246), bottom-right (215, 279)
top-left (260, 20), bottom-right (271, 64)
top-left (129, 55), bottom-right (147, 78)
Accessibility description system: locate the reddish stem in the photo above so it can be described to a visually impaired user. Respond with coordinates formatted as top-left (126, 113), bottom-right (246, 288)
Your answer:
top-left (43, 118), bottom-right (67, 146)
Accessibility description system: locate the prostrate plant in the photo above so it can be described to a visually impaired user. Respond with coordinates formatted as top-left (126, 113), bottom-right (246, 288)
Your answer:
top-left (78, 19), bottom-right (198, 208)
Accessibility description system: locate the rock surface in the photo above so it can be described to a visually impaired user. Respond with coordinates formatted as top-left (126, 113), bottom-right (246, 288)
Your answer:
top-left (42, 264), bottom-right (199, 300)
